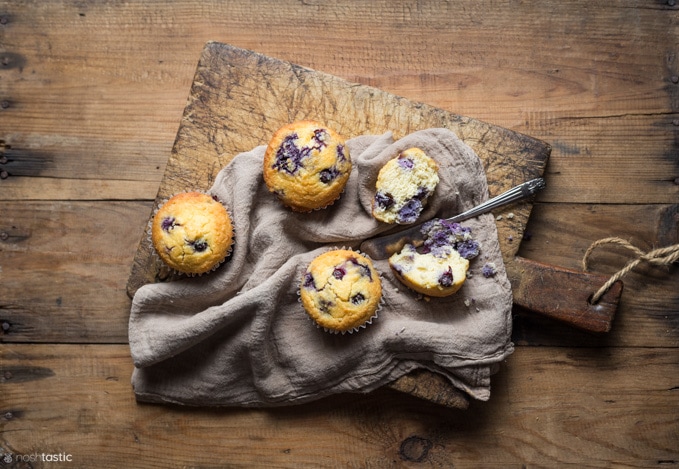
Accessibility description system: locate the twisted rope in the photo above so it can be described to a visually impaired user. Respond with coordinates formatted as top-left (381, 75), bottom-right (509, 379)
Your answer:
top-left (582, 237), bottom-right (679, 304)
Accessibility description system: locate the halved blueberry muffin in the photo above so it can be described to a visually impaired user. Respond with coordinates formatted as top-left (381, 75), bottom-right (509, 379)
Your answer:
top-left (389, 219), bottom-right (479, 297)
top-left (263, 121), bottom-right (352, 212)
top-left (300, 249), bottom-right (382, 334)
top-left (372, 147), bottom-right (439, 224)
top-left (151, 192), bottom-right (234, 275)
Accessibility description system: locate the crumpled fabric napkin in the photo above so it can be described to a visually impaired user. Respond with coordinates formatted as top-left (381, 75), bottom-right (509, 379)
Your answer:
top-left (128, 128), bottom-right (514, 407)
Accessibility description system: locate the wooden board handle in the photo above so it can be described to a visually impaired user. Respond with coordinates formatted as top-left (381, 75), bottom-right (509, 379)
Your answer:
top-left (507, 256), bottom-right (623, 333)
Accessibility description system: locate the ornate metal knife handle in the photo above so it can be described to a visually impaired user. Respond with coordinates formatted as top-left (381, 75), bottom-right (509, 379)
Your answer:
top-left (447, 177), bottom-right (546, 223)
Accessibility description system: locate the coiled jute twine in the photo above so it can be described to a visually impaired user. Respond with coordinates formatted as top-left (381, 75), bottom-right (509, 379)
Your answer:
top-left (582, 237), bottom-right (679, 304)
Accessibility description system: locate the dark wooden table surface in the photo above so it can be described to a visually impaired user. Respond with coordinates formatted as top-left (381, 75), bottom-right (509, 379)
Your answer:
top-left (1, 1), bottom-right (678, 467)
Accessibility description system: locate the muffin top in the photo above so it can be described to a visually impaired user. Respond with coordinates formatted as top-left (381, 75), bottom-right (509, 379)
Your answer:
top-left (151, 192), bottom-right (234, 275)
top-left (300, 249), bottom-right (382, 333)
top-left (262, 120), bottom-right (352, 212)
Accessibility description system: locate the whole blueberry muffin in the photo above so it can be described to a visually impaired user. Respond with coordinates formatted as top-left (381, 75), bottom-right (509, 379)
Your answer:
top-left (372, 147), bottom-right (439, 224)
top-left (389, 219), bottom-right (480, 297)
top-left (151, 192), bottom-right (234, 275)
top-left (262, 121), bottom-right (352, 212)
top-left (300, 249), bottom-right (382, 334)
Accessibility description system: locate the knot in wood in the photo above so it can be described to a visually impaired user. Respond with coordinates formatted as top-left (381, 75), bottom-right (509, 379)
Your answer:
top-left (399, 435), bottom-right (433, 463)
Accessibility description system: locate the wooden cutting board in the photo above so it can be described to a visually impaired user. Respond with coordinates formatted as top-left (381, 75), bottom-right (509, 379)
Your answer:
top-left (127, 41), bottom-right (551, 409)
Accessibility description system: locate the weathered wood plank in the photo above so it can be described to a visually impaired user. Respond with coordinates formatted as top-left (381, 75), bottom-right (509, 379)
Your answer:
top-left (1, 201), bottom-right (676, 347)
top-left (1, 1), bottom-right (677, 201)
top-left (0, 201), bottom-right (150, 343)
top-left (0, 0), bottom-right (677, 466)
top-left (0, 176), bottom-right (162, 201)
top-left (1, 344), bottom-right (677, 468)
top-left (532, 114), bottom-right (679, 204)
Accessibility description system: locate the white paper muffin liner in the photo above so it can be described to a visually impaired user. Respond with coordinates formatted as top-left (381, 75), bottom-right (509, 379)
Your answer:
top-left (297, 247), bottom-right (385, 335)
top-left (147, 189), bottom-right (235, 278)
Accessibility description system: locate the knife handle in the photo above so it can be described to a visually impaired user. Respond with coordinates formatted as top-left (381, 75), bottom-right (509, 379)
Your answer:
top-left (507, 256), bottom-right (623, 333)
top-left (447, 177), bottom-right (545, 223)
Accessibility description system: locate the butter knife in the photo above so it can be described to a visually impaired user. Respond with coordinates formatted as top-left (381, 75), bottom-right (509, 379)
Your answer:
top-left (360, 177), bottom-right (546, 260)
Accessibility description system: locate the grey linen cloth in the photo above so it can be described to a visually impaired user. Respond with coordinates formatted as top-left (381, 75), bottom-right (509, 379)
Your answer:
top-left (128, 128), bottom-right (514, 407)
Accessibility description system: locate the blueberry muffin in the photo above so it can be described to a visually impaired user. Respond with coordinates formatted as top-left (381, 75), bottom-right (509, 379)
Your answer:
top-left (300, 249), bottom-right (382, 333)
top-left (262, 121), bottom-right (352, 212)
top-left (389, 219), bottom-right (480, 297)
top-left (151, 192), bottom-right (234, 275)
top-left (372, 147), bottom-right (439, 224)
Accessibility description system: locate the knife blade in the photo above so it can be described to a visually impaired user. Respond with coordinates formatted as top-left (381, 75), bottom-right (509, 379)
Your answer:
top-left (360, 177), bottom-right (546, 260)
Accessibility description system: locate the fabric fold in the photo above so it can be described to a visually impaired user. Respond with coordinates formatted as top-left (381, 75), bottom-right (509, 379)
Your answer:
top-left (129, 128), bottom-right (514, 407)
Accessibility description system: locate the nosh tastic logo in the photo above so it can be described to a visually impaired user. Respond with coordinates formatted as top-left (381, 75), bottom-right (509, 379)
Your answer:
top-left (1, 450), bottom-right (73, 464)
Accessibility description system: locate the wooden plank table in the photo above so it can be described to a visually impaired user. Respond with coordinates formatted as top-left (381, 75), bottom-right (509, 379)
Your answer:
top-left (1, 1), bottom-right (678, 467)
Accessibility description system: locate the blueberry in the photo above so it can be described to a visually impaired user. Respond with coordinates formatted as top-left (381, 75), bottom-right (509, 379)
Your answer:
top-left (350, 293), bottom-right (365, 305)
top-left (444, 221), bottom-right (472, 241)
top-left (319, 166), bottom-right (339, 184)
top-left (374, 191), bottom-right (394, 210)
top-left (348, 257), bottom-right (373, 280)
top-left (429, 245), bottom-right (453, 259)
top-left (438, 267), bottom-right (454, 287)
top-left (358, 263), bottom-right (373, 280)
top-left (421, 219), bottom-right (476, 254)
top-left (482, 263), bottom-right (498, 278)
top-left (319, 299), bottom-right (334, 314)
top-left (397, 198), bottom-right (423, 224)
top-left (303, 272), bottom-right (316, 289)
top-left (312, 128), bottom-right (328, 149)
top-left (457, 240), bottom-right (480, 260)
top-left (336, 144), bottom-right (346, 161)
top-left (272, 133), bottom-right (310, 175)
top-left (427, 230), bottom-right (452, 249)
top-left (414, 186), bottom-right (429, 200)
top-left (397, 157), bottom-right (415, 170)
top-left (332, 266), bottom-right (346, 280)
top-left (188, 239), bottom-right (208, 252)
top-left (161, 217), bottom-right (177, 232)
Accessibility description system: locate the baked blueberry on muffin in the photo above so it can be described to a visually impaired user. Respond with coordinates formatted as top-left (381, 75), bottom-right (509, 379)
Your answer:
top-left (389, 219), bottom-right (479, 297)
top-left (372, 147), bottom-right (439, 224)
top-left (151, 192), bottom-right (234, 275)
top-left (262, 121), bottom-right (352, 212)
top-left (300, 249), bottom-right (382, 334)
